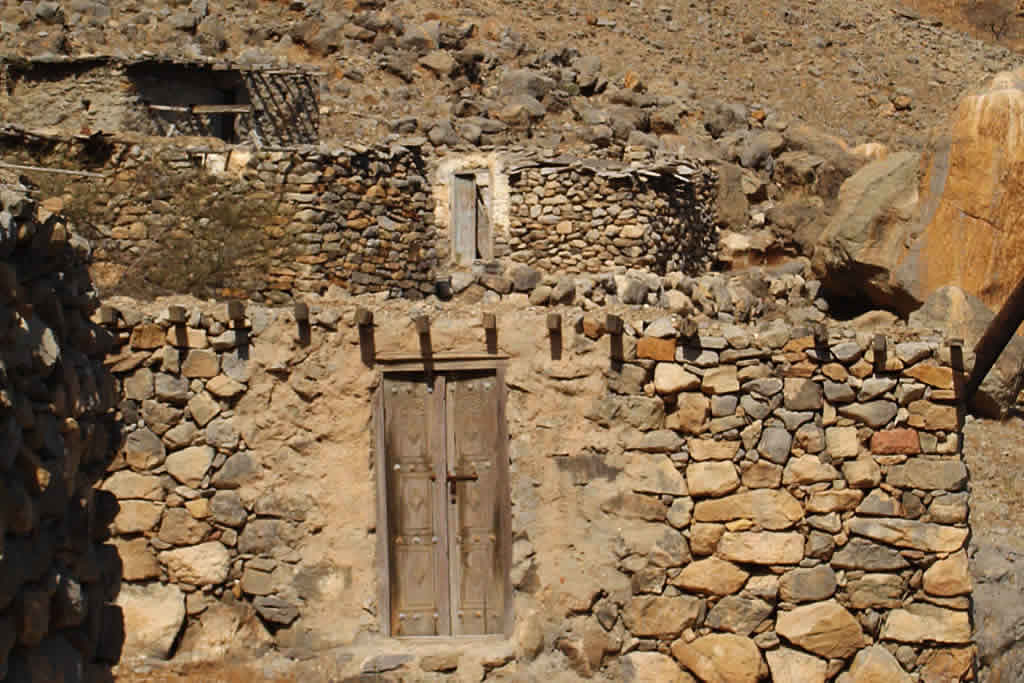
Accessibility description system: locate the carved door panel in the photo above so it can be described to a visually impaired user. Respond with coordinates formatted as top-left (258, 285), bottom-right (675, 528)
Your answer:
top-left (381, 370), bottom-right (508, 637)
top-left (383, 375), bottom-right (448, 636)
top-left (446, 373), bottom-right (506, 636)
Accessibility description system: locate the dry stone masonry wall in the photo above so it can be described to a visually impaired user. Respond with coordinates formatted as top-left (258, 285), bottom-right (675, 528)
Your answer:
top-left (0, 128), bottom-right (718, 305)
top-left (91, 271), bottom-right (976, 680)
top-left (0, 182), bottom-right (121, 681)
top-left (506, 159), bottom-right (717, 276)
top-left (587, 313), bottom-right (972, 682)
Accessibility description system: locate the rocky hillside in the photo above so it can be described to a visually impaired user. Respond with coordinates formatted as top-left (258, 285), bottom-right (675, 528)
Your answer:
top-left (1, 0), bottom-right (1021, 153)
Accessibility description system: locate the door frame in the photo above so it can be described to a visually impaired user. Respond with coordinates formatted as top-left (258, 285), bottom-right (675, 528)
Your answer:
top-left (373, 357), bottom-right (512, 638)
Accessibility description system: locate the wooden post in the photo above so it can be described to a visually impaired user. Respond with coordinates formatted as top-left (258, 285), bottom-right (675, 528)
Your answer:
top-left (679, 317), bottom-right (698, 340)
top-left (227, 300), bottom-right (246, 324)
top-left (295, 302), bottom-right (311, 346)
top-left (547, 313), bottom-right (562, 361)
top-left (965, 274), bottom-right (1024, 404)
top-left (483, 313), bottom-right (498, 354)
top-left (605, 314), bottom-right (623, 336)
top-left (168, 305), bottom-right (187, 325)
top-left (872, 334), bottom-right (887, 373)
top-left (358, 308), bottom-right (376, 367)
top-left (99, 306), bottom-right (119, 327)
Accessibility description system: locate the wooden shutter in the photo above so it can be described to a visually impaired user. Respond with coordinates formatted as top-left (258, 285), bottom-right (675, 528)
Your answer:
top-left (383, 375), bottom-right (449, 636)
top-left (452, 174), bottom-right (477, 265)
top-left (446, 372), bottom-right (508, 635)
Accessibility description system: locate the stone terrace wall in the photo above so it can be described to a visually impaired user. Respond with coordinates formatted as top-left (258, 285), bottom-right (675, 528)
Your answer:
top-left (0, 128), bottom-right (438, 302)
top-left (94, 275), bottom-right (974, 680)
top-left (506, 160), bottom-right (717, 276)
top-left (0, 129), bottom-right (721, 305)
top-left (0, 182), bottom-right (121, 680)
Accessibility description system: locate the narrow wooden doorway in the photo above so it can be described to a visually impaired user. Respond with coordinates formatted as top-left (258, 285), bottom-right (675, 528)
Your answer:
top-left (451, 172), bottom-right (493, 265)
top-left (375, 366), bottom-right (510, 637)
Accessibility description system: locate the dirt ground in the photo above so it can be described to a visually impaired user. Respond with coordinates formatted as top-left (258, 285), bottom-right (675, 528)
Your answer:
top-left (963, 415), bottom-right (1024, 553)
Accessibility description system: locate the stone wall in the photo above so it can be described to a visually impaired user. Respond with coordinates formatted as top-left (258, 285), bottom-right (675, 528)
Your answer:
top-left (1, 57), bottom-right (320, 146)
top-left (96, 267), bottom-right (973, 680)
top-left (505, 158), bottom-right (717, 276)
top-left (0, 182), bottom-right (121, 680)
top-left (0, 129), bottom-right (719, 305)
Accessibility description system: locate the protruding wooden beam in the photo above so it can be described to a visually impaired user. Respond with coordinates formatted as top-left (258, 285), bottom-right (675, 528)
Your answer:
top-left (294, 301), bottom-right (310, 323)
top-left (414, 315), bottom-right (431, 335)
top-left (227, 300), bottom-right (245, 322)
top-left (679, 317), bottom-right (698, 339)
top-left (99, 305), bottom-right (119, 327)
top-left (872, 334), bottom-right (887, 372)
top-left (483, 312), bottom-right (498, 354)
top-left (547, 313), bottom-right (562, 332)
top-left (606, 314), bottom-right (623, 336)
top-left (812, 323), bottom-right (828, 347)
top-left (168, 305), bottom-right (187, 325)
top-left (356, 307), bottom-right (374, 327)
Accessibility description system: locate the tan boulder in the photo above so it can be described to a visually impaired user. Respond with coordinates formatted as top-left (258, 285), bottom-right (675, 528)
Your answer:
top-left (687, 438), bottom-right (739, 461)
top-left (848, 517), bottom-right (968, 553)
top-left (622, 596), bottom-right (704, 638)
top-left (848, 644), bottom-right (912, 683)
top-left (765, 647), bottom-right (827, 683)
top-left (655, 364), bottom-right (701, 394)
top-left (686, 462), bottom-right (739, 498)
top-left (621, 652), bottom-right (694, 683)
top-left (671, 557), bottom-right (749, 595)
top-left (811, 151), bottom-right (921, 313)
top-left (775, 599), bottom-right (866, 658)
top-left (671, 633), bottom-right (765, 683)
top-left (923, 551), bottom-right (971, 597)
top-left (911, 67), bottom-right (1024, 312)
top-left (880, 603), bottom-right (972, 644)
top-left (716, 531), bottom-right (804, 565)
top-left (116, 583), bottom-right (185, 660)
top-left (694, 489), bottom-right (802, 530)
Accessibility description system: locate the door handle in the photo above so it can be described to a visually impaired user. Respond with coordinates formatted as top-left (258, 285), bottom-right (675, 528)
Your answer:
top-left (447, 470), bottom-right (478, 497)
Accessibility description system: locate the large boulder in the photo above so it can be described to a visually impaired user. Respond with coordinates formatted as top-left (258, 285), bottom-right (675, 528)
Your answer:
top-left (811, 151), bottom-right (921, 314)
top-left (115, 583), bottom-right (185, 660)
top-left (908, 67), bottom-right (1024, 312)
top-left (909, 285), bottom-right (1024, 416)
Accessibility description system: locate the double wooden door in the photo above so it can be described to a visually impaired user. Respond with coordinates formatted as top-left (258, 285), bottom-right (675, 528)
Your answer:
top-left (377, 370), bottom-right (510, 637)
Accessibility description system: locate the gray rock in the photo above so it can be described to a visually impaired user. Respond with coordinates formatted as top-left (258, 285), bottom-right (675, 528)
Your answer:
top-left (740, 395), bottom-right (771, 420)
top-left (838, 400), bottom-right (898, 428)
top-left (831, 538), bottom-right (910, 570)
top-left (779, 565), bottom-right (837, 603)
top-left (205, 418), bottom-right (240, 451)
top-left (858, 377), bottom-right (897, 401)
top-left (758, 427), bottom-right (792, 464)
top-left (705, 596), bottom-right (773, 636)
top-left (886, 459), bottom-right (967, 491)
top-left (212, 452), bottom-right (259, 489)
top-left (500, 68), bottom-right (555, 100)
top-left (210, 490), bottom-right (247, 527)
top-left (739, 131), bottom-right (785, 169)
top-left (510, 265), bottom-right (542, 292)
top-left (550, 277), bottom-right (576, 304)
top-left (619, 278), bottom-right (649, 305)
top-left (823, 380), bottom-right (855, 403)
top-left (253, 596), bottom-right (299, 625)
top-left (155, 374), bottom-right (190, 404)
top-left (831, 341), bottom-right (863, 364)
top-left (783, 378), bottom-right (823, 411)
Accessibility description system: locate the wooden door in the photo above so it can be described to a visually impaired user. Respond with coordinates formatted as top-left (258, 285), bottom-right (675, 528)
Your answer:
top-left (446, 372), bottom-right (508, 635)
top-left (379, 370), bottom-right (509, 637)
top-left (382, 374), bottom-right (449, 636)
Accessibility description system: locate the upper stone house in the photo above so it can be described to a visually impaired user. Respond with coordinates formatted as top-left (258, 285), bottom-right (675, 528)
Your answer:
top-left (0, 54), bottom-right (321, 146)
